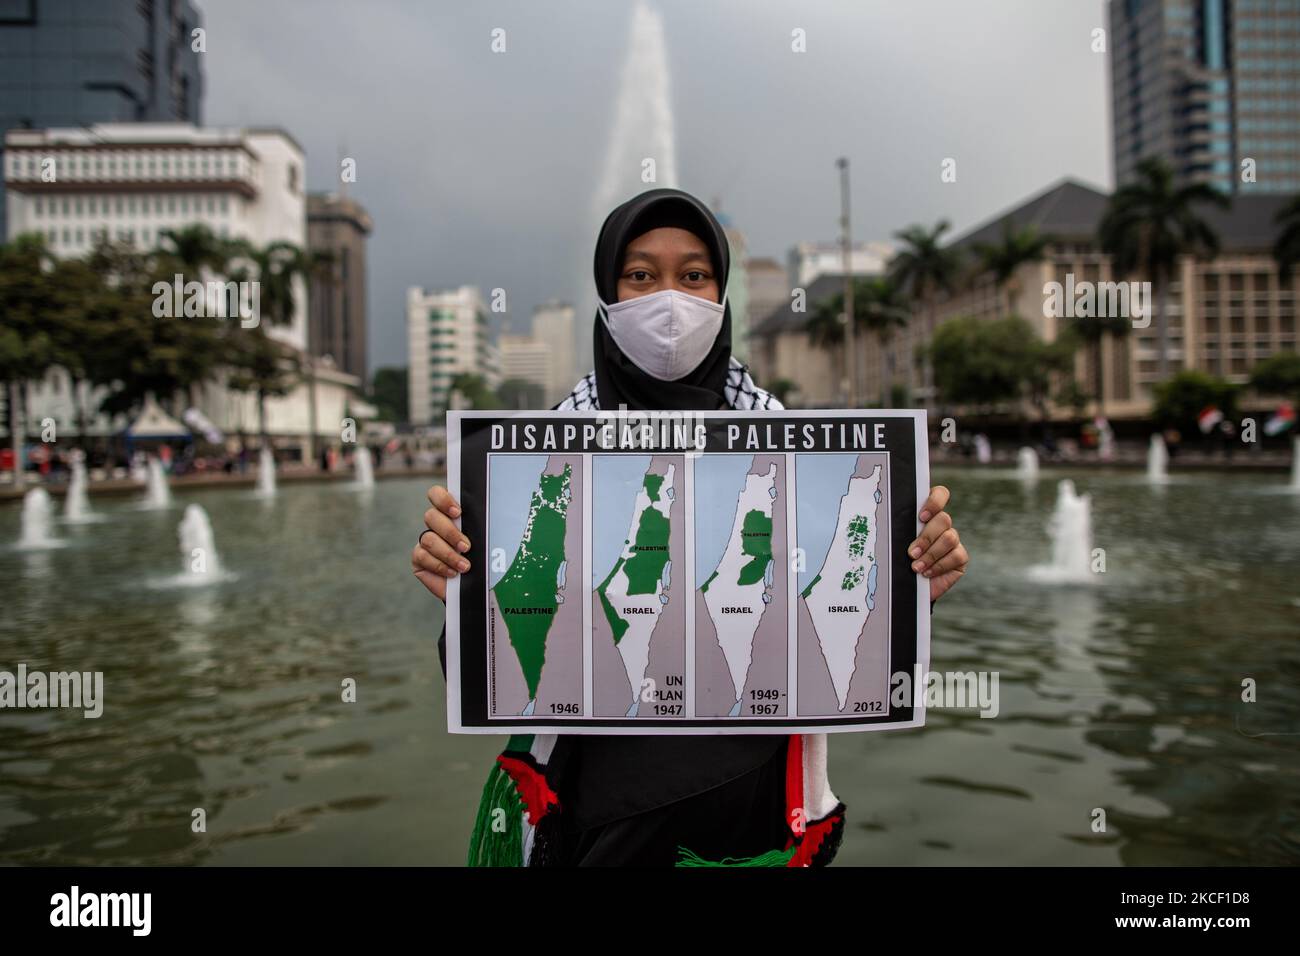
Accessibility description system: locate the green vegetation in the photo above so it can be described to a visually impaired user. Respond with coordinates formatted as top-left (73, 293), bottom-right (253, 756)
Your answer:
top-left (491, 465), bottom-right (572, 697)
top-left (1152, 371), bottom-right (1240, 436)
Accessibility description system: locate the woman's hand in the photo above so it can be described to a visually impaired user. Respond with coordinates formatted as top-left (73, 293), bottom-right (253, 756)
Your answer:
top-left (411, 485), bottom-right (471, 602)
top-left (908, 485), bottom-right (968, 603)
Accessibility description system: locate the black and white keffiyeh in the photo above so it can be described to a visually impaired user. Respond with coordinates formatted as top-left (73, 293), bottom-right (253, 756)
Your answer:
top-left (555, 356), bottom-right (783, 412)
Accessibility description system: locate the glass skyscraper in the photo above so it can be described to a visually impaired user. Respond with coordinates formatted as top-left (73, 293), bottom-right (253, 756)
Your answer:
top-left (0, 0), bottom-right (205, 236)
top-left (1109, 0), bottom-right (1300, 193)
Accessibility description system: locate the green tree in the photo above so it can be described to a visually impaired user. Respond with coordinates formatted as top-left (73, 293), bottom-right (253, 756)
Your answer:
top-left (497, 377), bottom-right (546, 410)
top-left (972, 224), bottom-right (1052, 317)
top-left (224, 240), bottom-right (316, 439)
top-left (1056, 312), bottom-right (1132, 417)
top-left (444, 373), bottom-right (501, 411)
top-left (371, 366), bottom-right (409, 423)
top-left (808, 275), bottom-right (911, 406)
top-left (766, 377), bottom-right (797, 406)
top-left (224, 327), bottom-right (298, 439)
top-left (889, 221), bottom-right (964, 400)
top-left (1098, 157), bottom-right (1228, 380)
top-left (156, 223), bottom-right (238, 275)
top-left (928, 314), bottom-right (1046, 414)
top-left (0, 234), bottom-right (57, 487)
top-left (1249, 350), bottom-right (1300, 406)
top-left (1152, 370), bottom-right (1239, 438)
top-left (92, 240), bottom-right (225, 421)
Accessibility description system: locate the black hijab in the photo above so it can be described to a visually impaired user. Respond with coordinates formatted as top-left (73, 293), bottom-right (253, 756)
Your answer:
top-left (591, 188), bottom-right (732, 411)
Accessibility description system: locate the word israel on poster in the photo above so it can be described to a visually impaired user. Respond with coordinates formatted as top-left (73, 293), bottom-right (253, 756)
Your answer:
top-left (445, 409), bottom-right (931, 734)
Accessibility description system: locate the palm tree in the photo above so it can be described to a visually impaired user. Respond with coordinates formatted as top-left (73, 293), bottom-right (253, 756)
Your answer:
top-left (297, 249), bottom-right (336, 461)
top-left (889, 221), bottom-right (963, 403)
top-left (1058, 314), bottom-right (1131, 418)
top-left (157, 223), bottom-right (234, 276)
top-left (223, 240), bottom-right (312, 440)
top-left (1098, 157), bottom-right (1228, 381)
top-left (0, 235), bottom-right (56, 489)
top-left (972, 224), bottom-right (1052, 317)
top-left (1273, 194), bottom-right (1300, 283)
top-left (808, 276), bottom-right (911, 407)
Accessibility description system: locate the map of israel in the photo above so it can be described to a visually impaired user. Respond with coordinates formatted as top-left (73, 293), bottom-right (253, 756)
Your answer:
top-left (449, 410), bottom-right (927, 735)
top-left (696, 455), bottom-right (788, 717)
top-left (797, 453), bottom-right (893, 717)
top-left (595, 459), bottom-right (682, 716)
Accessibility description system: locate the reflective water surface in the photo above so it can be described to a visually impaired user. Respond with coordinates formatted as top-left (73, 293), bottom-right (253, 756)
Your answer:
top-left (0, 470), bottom-right (1296, 865)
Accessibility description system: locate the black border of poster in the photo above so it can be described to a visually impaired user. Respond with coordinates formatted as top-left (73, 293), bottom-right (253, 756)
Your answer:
top-left (447, 410), bottom-right (927, 733)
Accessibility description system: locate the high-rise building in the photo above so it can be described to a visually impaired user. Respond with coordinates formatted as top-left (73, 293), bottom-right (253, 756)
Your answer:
top-left (1108, 0), bottom-right (1300, 194)
top-left (495, 302), bottom-right (576, 406)
top-left (307, 193), bottom-right (372, 381)
top-left (407, 286), bottom-right (497, 425)
top-left (498, 333), bottom-right (551, 398)
top-left (786, 240), bottom-right (894, 287)
top-left (0, 0), bottom-right (205, 237)
top-left (2, 122), bottom-right (336, 447)
top-left (745, 257), bottom-right (788, 360)
top-left (530, 301), bottom-right (576, 399)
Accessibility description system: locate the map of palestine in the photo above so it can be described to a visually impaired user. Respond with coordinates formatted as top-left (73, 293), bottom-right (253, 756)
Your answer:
top-left (488, 455), bottom-right (584, 717)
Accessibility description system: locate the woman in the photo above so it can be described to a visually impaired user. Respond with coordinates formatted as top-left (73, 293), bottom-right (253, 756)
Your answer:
top-left (412, 188), bottom-right (969, 866)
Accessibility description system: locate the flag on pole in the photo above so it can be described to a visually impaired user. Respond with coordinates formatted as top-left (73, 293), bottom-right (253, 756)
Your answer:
top-left (1264, 403), bottom-right (1296, 436)
top-left (1197, 405), bottom-right (1224, 434)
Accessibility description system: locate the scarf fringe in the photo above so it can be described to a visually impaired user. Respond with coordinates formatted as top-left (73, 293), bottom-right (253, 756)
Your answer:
top-left (467, 760), bottom-right (526, 867)
top-left (674, 845), bottom-right (797, 867)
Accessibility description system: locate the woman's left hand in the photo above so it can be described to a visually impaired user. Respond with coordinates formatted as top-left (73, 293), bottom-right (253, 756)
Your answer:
top-left (908, 485), bottom-right (968, 603)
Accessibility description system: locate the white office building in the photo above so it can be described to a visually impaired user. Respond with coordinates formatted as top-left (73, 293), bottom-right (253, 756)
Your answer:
top-left (787, 240), bottom-right (895, 287)
top-left (1, 123), bottom-right (365, 456)
top-left (4, 122), bottom-right (308, 349)
top-left (407, 285), bottom-right (498, 425)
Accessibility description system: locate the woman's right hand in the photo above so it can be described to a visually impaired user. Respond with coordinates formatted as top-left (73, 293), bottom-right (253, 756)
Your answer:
top-left (411, 485), bottom-right (471, 602)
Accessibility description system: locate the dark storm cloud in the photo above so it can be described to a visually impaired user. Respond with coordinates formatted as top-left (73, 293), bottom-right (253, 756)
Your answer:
top-left (198, 0), bottom-right (1109, 374)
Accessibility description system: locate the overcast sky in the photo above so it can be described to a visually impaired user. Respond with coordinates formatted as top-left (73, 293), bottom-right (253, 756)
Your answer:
top-left (199, 0), bottom-right (1112, 375)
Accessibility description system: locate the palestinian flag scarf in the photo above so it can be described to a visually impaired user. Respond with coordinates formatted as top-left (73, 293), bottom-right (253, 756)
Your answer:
top-left (467, 731), bottom-right (845, 867)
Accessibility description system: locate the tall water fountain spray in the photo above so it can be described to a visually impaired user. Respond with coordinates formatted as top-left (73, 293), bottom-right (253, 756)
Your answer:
top-left (64, 459), bottom-right (94, 522)
top-left (143, 457), bottom-right (172, 509)
top-left (1029, 480), bottom-right (1095, 584)
top-left (256, 446), bottom-right (277, 497)
top-left (18, 487), bottom-right (60, 549)
top-left (354, 446), bottom-right (374, 487)
top-left (178, 503), bottom-right (221, 582)
top-left (1016, 447), bottom-right (1039, 479)
top-left (1146, 433), bottom-right (1169, 484)
top-left (578, 0), bottom-right (678, 367)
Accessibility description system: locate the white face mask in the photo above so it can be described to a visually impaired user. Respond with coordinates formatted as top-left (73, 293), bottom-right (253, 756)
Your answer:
top-left (598, 288), bottom-right (726, 381)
